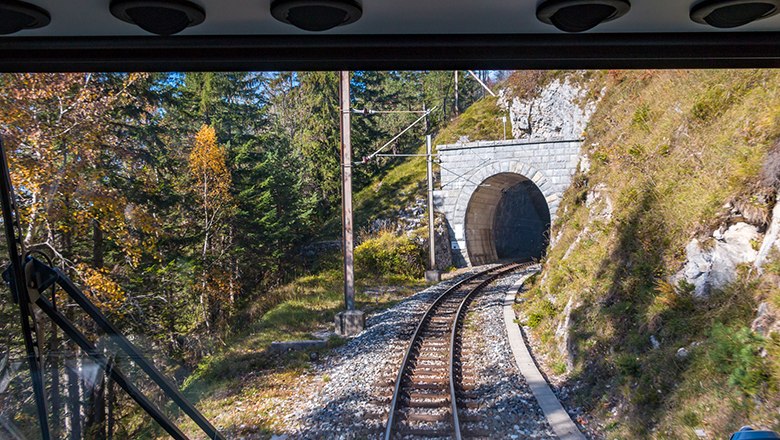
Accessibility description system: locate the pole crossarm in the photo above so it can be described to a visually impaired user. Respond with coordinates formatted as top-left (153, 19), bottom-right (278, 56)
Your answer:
top-left (352, 108), bottom-right (428, 114)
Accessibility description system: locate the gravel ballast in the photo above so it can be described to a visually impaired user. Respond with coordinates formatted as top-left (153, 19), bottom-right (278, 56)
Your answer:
top-left (268, 267), bottom-right (556, 439)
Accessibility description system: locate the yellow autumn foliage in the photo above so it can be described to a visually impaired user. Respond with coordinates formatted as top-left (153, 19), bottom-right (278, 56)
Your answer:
top-left (77, 263), bottom-right (126, 315)
top-left (189, 124), bottom-right (232, 204)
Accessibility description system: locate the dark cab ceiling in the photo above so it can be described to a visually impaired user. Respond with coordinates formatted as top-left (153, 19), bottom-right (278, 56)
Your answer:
top-left (0, 0), bottom-right (779, 71)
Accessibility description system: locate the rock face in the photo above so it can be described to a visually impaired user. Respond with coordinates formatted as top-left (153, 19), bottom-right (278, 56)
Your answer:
top-left (554, 295), bottom-right (576, 371)
top-left (673, 223), bottom-right (759, 298)
top-left (561, 182), bottom-right (613, 261)
top-left (754, 191), bottom-right (780, 272)
top-left (365, 197), bottom-right (453, 270)
top-left (499, 76), bottom-right (598, 141)
top-left (752, 302), bottom-right (780, 337)
top-left (368, 197), bottom-right (427, 234)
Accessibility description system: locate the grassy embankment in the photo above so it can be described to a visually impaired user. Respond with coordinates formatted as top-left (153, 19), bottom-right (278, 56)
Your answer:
top-left (168, 94), bottom-right (508, 438)
top-left (516, 70), bottom-right (780, 439)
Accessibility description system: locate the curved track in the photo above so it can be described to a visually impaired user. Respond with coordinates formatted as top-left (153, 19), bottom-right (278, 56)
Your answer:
top-left (383, 262), bottom-right (529, 439)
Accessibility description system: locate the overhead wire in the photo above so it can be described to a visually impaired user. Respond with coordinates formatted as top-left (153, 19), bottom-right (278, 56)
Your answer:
top-left (352, 108), bottom-right (429, 114)
top-left (355, 106), bottom-right (437, 164)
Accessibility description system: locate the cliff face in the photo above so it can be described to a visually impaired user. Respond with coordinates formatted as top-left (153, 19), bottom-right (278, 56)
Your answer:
top-left (509, 70), bottom-right (780, 439)
top-left (498, 74), bottom-right (598, 141)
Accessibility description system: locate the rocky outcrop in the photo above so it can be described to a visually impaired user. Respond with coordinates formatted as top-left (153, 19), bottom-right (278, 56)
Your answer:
top-left (752, 302), bottom-right (780, 337)
top-left (367, 200), bottom-right (453, 271)
top-left (754, 192), bottom-right (780, 272)
top-left (673, 223), bottom-right (760, 298)
top-left (498, 76), bottom-right (598, 141)
top-left (561, 182), bottom-right (613, 261)
top-left (554, 295), bottom-right (576, 371)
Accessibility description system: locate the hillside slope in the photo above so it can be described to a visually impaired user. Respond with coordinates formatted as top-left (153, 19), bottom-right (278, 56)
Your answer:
top-left (516, 70), bottom-right (780, 439)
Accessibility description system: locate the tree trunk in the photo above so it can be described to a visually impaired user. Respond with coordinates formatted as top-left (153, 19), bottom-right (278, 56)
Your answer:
top-left (201, 176), bottom-right (210, 330)
top-left (63, 213), bottom-right (82, 440)
top-left (66, 357), bottom-right (81, 440)
top-left (106, 375), bottom-right (115, 440)
top-left (84, 362), bottom-right (106, 440)
top-left (50, 291), bottom-right (62, 438)
top-left (92, 220), bottom-right (104, 269)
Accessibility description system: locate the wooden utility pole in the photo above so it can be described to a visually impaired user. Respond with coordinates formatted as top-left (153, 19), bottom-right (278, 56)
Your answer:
top-left (425, 134), bottom-right (441, 283)
top-left (340, 70), bottom-right (355, 311)
top-left (335, 70), bottom-right (365, 335)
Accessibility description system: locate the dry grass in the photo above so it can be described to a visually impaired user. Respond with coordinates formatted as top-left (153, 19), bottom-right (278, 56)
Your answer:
top-left (517, 69), bottom-right (780, 439)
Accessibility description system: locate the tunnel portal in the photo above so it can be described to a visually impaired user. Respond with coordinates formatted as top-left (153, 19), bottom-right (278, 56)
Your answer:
top-left (465, 173), bottom-right (551, 266)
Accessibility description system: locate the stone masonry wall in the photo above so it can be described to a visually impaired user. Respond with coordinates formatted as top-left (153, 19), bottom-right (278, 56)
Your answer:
top-left (434, 139), bottom-right (581, 266)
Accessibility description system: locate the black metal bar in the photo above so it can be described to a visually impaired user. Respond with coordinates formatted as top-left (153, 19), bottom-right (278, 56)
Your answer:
top-left (0, 138), bottom-right (50, 438)
top-left (0, 32), bottom-right (779, 72)
top-left (33, 295), bottom-right (189, 440)
top-left (49, 266), bottom-right (226, 440)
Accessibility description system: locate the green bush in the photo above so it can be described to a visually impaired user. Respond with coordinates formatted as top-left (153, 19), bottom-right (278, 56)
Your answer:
top-left (691, 84), bottom-right (741, 121)
top-left (631, 103), bottom-right (652, 132)
top-left (355, 230), bottom-right (425, 278)
top-left (615, 352), bottom-right (641, 377)
top-left (527, 299), bottom-right (556, 328)
top-left (707, 324), bottom-right (770, 396)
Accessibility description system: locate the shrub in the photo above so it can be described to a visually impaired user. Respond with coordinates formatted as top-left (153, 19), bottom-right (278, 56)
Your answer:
top-left (615, 352), bottom-right (641, 377)
top-left (527, 299), bottom-right (556, 328)
top-left (691, 84), bottom-right (739, 121)
top-left (631, 103), bottom-right (652, 132)
top-left (707, 324), bottom-right (770, 396)
top-left (355, 230), bottom-right (426, 278)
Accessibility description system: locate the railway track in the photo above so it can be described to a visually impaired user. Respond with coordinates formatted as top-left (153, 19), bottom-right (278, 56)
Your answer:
top-left (383, 262), bottom-right (529, 440)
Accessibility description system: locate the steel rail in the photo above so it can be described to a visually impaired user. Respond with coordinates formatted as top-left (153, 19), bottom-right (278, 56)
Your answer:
top-left (448, 262), bottom-right (527, 440)
top-left (383, 262), bottom-right (518, 439)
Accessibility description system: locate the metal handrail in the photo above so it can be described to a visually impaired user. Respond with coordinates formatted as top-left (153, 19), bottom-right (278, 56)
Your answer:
top-left (28, 259), bottom-right (226, 440)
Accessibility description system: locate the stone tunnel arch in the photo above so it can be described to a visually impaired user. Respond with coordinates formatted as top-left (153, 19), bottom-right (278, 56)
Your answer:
top-left (436, 143), bottom-right (579, 267)
top-left (464, 172), bottom-right (551, 266)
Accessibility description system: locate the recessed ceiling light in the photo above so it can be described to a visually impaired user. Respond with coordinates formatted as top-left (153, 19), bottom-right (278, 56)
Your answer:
top-left (0, 0), bottom-right (50, 35)
top-left (691, 0), bottom-right (780, 28)
top-left (271, 0), bottom-right (362, 32)
top-left (536, 0), bottom-right (631, 32)
top-left (110, 0), bottom-right (205, 36)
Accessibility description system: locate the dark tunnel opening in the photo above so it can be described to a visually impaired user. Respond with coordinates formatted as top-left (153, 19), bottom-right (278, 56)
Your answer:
top-left (494, 180), bottom-right (551, 261)
top-left (464, 173), bottom-right (551, 265)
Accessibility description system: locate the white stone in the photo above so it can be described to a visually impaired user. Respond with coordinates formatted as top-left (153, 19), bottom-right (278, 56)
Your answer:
top-left (501, 77), bottom-right (598, 141)
top-left (674, 223), bottom-right (759, 298)
top-left (755, 192), bottom-right (780, 272)
top-left (579, 156), bottom-right (591, 173)
top-left (751, 302), bottom-right (779, 337)
top-left (555, 295), bottom-right (576, 370)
